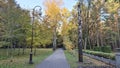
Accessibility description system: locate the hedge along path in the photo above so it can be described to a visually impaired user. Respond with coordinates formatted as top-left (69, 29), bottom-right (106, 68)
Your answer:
top-left (36, 49), bottom-right (70, 68)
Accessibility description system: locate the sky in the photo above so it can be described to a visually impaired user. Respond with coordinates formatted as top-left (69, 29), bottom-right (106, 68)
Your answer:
top-left (15, 0), bottom-right (77, 11)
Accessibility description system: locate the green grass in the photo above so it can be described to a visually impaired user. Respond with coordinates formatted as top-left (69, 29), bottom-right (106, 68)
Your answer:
top-left (64, 50), bottom-right (109, 68)
top-left (64, 50), bottom-right (78, 68)
top-left (0, 48), bottom-right (53, 68)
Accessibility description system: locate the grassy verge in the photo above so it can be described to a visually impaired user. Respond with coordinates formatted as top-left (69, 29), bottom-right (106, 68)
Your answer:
top-left (64, 50), bottom-right (78, 68)
top-left (0, 48), bottom-right (53, 68)
top-left (64, 50), bottom-right (109, 68)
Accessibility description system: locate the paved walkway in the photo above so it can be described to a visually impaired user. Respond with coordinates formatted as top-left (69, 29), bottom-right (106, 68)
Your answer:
top-left (36, 49), bottom-right (70, 68)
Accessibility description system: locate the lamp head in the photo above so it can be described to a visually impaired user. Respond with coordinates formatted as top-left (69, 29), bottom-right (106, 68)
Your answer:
top-left (39, 9), bottom-right (42, 16)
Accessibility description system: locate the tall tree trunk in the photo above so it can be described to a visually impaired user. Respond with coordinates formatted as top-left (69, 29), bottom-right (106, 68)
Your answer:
top-left (100, 34), bottom-right (103, 47)
top-left (34, 47), bottom-right (37, 56)
top-left (10, 42), bottom-right (13, 56)
top-left (18, 43), bottom-right (20, 56)
top-left (78, 2), bottom-right (83, 62)
top-left (84, 38), bottom-right (87, 50)
top-left (22, 45), bottom-right (26, 55)
top-left (117, 16), bottom-right (120, 48)
top-left (96, 31), bottom-right (100, 47)
top-left (7, 45), bottom-right (9, 57)
top-left (88, 36), bottom-right (92, 50)
top-left (53, 27), bottom-right (57, 51)
top-left (22, 39), bottom-right (26, 55)
top-left (10, 41), bottom-right (13, 62)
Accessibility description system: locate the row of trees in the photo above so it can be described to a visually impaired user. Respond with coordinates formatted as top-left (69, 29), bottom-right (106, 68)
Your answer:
top-left (1, 0), bottom-right (120, 57)
top-left (62, 0), bottom-right (120, 51)
top-left (0, 0), bottom-right (53, 57)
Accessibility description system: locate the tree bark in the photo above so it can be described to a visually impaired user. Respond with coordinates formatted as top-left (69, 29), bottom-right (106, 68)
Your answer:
top-left (34, 47), bottom-right (37, 56)
top-left (84, 38), bottom-right (87, 50)
top-left (78, 2), bottom-right (83, 62)
top-left (18, 43), bottom-right (20, 56)
top-left (53, 27), bottom-right (57, 51)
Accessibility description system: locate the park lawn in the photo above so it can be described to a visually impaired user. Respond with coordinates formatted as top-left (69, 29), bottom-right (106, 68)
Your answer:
top-left (0, 48), bottom-right (53, 68)
top-left (64, 50), bottom-right (78, 68)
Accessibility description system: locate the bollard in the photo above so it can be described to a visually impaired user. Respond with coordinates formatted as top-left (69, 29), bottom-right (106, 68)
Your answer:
top-left (115, 48), bottom-right (120, 68)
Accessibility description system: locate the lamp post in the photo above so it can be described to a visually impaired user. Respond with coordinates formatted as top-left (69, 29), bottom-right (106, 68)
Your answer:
top-left (77, 0), bottom-right (83, 62)
top-left (29, 5), bottom-right (42, 64)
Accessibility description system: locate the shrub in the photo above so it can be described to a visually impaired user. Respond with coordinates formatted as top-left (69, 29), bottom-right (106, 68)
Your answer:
top-left (83, 50), bottom-right (115, 60)
top-left (101, 46), bottom-right (112, 53)
top-left (93, 46), bottom-right (101, 51)
top-left (93, 46), bottom-right (112, 53)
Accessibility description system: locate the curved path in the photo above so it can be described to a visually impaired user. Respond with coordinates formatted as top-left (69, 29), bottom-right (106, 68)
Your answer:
top-left (36, 49), bottom-right (70, 68)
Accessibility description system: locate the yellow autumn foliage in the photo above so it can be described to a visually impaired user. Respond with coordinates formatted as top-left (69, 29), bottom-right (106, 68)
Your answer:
top-left (44, 0), bottom-right (63, 27)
